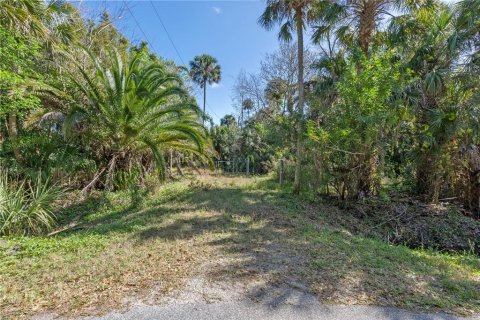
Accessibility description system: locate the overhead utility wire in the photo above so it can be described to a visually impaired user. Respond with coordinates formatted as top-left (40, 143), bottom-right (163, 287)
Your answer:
top-left (123, 1), bottom-right (156, 52)
top-left (149, 1), bottom-right (220, 120)
top-left (126, 1), bottom-right (220, 120)
top-left (150, 1), bottom-right (185, 65)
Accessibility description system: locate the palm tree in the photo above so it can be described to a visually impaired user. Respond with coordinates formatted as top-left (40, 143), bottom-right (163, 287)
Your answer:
top-left (259, 0), bottom-right (315, 194)
top-left (242, 98), bottom-right (255, 120)
top-left (312, 0), bottom-right (425, 53)
top-left (0, 0), bottom-right (74, 39)
top-left (0, 0), bottom-right (47, 35)
top-left (265, 78), bottom-right (292, 115)
top-left (387, 2), bottom-right (458, 202)
top-left (189, 54), bottom-right (221, 123)
top-left (451, 0), bottom-right (480, 71)
top-left (65, 47), bottom-right (210, 187)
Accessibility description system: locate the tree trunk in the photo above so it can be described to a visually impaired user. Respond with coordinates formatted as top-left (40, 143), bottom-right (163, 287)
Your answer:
top-left (293, 10), bottom-right (305, 195)
top-left (186, 154), bottom-right (201, 174)
top-left (468, 170), bottom-right (480, 217)
top-left (417, 153), bottom-right (440, 203)
top-left (313, 150), bottom-right (322, 194)
top-left (105, 155), bottom-right (117, 191)
top-left (202, 79), bottom-right (207, 124)
top-left (7, 112), bottom-right (22, 162)
top-left (415, 98), bottom-right (443, 203)
top-left (356, 150), bottom-right (378, 198)
top-left (176, 153), bottom-right (184, 176)
top-left (168, 149), bottom-right (173, 179)
top-left (241, 97), bottom-right (244, 128)
top-left (462, 145), bottom-right (480, 218)
top-left (358, 0), bottom-right (376, 53)
top-left (458, 145), bottom-right (480, 217)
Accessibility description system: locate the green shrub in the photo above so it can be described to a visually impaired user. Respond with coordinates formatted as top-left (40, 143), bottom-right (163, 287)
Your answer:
top-left (113, 168), bottom-right (141, 191)
top-left (1, 132), bottom-right (97, 187)
top-left (0, 172), bottom-right (65, 236)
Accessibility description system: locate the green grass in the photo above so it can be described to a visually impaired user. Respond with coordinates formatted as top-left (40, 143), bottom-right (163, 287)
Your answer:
top-left (0, 174), bottom-right (479, 318)
top-left (302, 224), bottom-right (479, 313)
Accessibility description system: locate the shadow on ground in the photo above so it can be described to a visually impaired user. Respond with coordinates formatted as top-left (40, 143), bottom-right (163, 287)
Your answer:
top-left (64, 177), bottom-right (479, 316)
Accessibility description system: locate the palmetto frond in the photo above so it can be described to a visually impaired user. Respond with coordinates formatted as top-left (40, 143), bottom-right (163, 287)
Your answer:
top-left (0, 0), bottom-right (76, 46)
top-left (0, 0), bottom-right (47, 35)
top-left (311, 0), bottom-right (429, 52)
top-left (189, 54), bottom-right (221, 87)
top-left (259, 0), bottom-right (314, 42)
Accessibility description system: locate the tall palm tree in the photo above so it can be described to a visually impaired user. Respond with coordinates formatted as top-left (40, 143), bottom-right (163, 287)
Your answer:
top-left (259, 0), bottom-right (314, 194)
top-left (242, 98), bottom-right (255, 120)
top-left (65, 47), bottom-right (210, 187)
top-left (189, 54), bottom-right (221, 123)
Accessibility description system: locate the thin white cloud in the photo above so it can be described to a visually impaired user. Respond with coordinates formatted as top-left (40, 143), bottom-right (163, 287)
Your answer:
top-left (210, 83), bottom-right (222, 89)
top-left (212, 7), bottom-right (222, 14)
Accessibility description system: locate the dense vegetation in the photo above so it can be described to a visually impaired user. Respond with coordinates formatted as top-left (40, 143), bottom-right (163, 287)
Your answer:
top-left (0, 1), bottom-right (479, 318)
top-left (0, 0), bottom-right (478, 243)
top-left (215, 0), bottom-right (480, 212)
top-left (0, 1), bottom-right (213, 235)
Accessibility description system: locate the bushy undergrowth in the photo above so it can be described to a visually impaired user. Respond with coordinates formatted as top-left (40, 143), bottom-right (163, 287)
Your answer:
top-left (315, 196), bottom-right (480, 255)
top-left (0, 171), bottom-right (65, 236)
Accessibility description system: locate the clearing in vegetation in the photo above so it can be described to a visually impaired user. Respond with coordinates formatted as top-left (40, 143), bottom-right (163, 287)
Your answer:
top-left (1, 174), bottom-right (479, 319)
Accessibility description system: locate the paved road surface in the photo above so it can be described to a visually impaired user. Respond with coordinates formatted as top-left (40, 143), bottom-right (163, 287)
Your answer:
top-left (83, 301), bottom-right (479, 320)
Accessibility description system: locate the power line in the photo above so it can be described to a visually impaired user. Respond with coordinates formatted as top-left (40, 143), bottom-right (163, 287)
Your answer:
top-left (150, 1), bottom-right (185, 66)
top-left (148, 1), bottom-right (220, 120)
top-left (125, 1), bottom-right (220, 121)
top-left (123, 1), bottom-right (155, 52)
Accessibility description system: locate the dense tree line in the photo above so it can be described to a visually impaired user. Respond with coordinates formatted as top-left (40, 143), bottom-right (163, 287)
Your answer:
top-left (213, 0), bottom-right (480, 217)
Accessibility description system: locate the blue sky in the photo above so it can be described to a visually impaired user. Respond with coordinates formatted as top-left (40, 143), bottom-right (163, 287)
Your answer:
top-left (73, 1), bottom-right (282, 124)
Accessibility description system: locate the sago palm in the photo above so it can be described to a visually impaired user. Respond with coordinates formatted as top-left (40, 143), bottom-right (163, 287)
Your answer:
top-left (189, 54), bottom-right (221, 123)
top-left (65, 47), bottom-right (209, 187)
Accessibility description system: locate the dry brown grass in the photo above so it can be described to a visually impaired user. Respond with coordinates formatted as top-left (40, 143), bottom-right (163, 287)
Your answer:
top-left (0, 174), bottom-right (271, 318)
top-left (1, 173), bottom-right (479, 318)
